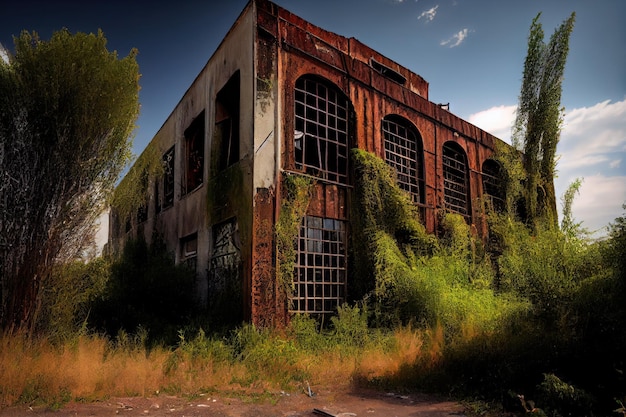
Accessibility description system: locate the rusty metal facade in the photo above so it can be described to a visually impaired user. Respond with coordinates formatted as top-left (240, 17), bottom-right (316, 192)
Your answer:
top-left (111, 0), bottom-right (508, 327)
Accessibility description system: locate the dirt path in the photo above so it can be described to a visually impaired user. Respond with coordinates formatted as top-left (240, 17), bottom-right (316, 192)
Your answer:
top-left (1, 388), bottom-right (468, 417)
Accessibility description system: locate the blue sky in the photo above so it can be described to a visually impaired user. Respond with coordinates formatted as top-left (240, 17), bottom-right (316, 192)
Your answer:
top-left (2, 0), bottom-right (625, 236)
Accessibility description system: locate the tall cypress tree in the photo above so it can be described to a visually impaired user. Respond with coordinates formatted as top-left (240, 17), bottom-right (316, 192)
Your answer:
top-left (512, 12), bottom-right (575, 230)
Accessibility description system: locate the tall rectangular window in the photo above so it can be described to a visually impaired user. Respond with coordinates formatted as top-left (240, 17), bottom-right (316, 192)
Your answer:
top-left (443, 143), bottom-right (470, 218)
top-left (162, 146), bottom-right (175, 209)
top-left (294, 76), bottom-right (349, 184)
top-left (180, 233), bottom-right (198, 272)
top-left (292, 216), bottom-right (347, 315)
top-left (382, 115), bottom-right (424, 204)
top-left (183, 110), bottom-right (205, 194)
top-left (214, 71), bottom-right (240, 172)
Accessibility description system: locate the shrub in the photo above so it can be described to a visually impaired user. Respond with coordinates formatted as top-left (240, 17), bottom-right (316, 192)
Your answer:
top-left (89, 235), bottom-right (196, 345)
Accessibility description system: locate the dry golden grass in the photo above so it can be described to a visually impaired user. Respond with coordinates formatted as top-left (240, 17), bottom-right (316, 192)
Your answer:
top-left (0, 326), bottom-right (435, 408)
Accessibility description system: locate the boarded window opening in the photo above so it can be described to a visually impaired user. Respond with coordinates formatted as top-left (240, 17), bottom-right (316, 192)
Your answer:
top-left (162, 147), bottom-right (175, 209)
top-left (214, 71), bottom-right (240, 172)
top-left (382, 115), bottom-right (424, 205)
top-left (291, 215), bottom-right (347, 315)
top-left (442, 142), bottom-right (470, 219)
top-left (294, 76), bottom-right (349, 184)
top-left (183, 110), bottom-right (205, 194)
top-left (482, 159), bottom-right (505, 212)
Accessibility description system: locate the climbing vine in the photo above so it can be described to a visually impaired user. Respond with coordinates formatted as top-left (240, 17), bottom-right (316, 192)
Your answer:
top-left (275, 174), bottom-right (313, 297)
top-left (111, 142), bottom-right (163, 225)
top-left (350, 149), bottom-right (438, 317)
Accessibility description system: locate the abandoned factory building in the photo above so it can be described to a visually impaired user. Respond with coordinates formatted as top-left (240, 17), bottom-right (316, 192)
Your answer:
top-left (109, 0), bottom-right (508, 326)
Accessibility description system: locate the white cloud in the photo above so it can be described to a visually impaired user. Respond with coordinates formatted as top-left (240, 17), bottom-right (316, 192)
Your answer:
top-left (440, 28), bottom-right (470, 48)
top-left (468, 104), bottom-right (516, 142)
top-left (467, 98), bottom-right (626, 235)
top-left (558, 99), bottom-right (626, 170)
top-left (565, 174), bottom-right (626, 236)
top-left (418, 5), bottom-right (439, 22)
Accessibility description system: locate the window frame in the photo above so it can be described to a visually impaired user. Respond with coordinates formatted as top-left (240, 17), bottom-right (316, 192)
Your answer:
top-left (291, 215), bottom-right (347, 315)
top-left (382, 115), bottom-right (424, 205)
top-left (442, 142), bottom-right (470, 219)
top-left (162, 146), bottom-right (175, 209)
top-left (482, 159), bottom-right (505, 212)
top-left (294, 75), bottom-right (350, 184)
top-left (183, 110), bottom-right (205, 195)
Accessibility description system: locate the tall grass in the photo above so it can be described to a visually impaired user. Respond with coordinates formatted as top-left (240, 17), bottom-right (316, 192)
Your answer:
top-left (0, 312), bottom-right (436, 408)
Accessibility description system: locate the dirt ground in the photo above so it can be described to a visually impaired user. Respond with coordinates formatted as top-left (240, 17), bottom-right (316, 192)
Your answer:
top-left (0, 388), bottom-right (470, 417)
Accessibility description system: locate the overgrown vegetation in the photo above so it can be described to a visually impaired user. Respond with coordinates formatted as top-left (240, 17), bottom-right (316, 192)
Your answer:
top-left (2, 10), bottom-right (623, 417)
top-left (0, 29), bottom-right (140, 332)
top-left (275, 174), bottom-right (313, 295)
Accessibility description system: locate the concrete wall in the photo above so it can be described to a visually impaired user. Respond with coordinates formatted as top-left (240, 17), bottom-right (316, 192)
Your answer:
top-left (110, 2), bottom-right (256, 316)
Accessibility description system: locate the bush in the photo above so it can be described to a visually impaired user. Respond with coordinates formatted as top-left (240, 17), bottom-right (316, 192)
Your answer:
top-left (89, 235), bottom-right (196, 345)
top-left (35, 258), bottom-right (110, 342)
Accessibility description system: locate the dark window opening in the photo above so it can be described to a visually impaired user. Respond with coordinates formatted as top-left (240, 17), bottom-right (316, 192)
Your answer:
top-left (214, 71), bottom-right (240, 172)
top-left (294, 76), bottom-right (349, 184)
top-left (136, 170), bottom-right (149, 223)
top-left (369, 58), bottom-right (407, 85)
top-left (209, 219), bottom-right (242, 323)
top-left (137, 205), bottom-right (147, 224)
top-left (382, 115), bottom-right (424, 205)
top-left (180, 233), bottom-right (198, 272)
top-left (291, 216), bottom-right (347, 315)
top-left (482, 159), bottom-right (505, 212)
top-left (442, 142), bottom-right (470, 218)
top-left (162, 146), bottom-right (175, 209)
top-left (183, 110), bottom-right (205, 194)
top-left (154, 180), bottom-right (161, 214)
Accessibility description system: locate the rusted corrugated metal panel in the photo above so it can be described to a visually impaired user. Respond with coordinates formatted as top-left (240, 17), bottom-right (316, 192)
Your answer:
top-left (277, 7), bottom-right (349, 53)
top-left (281, 21), bottom-right (347, 74)
top-left (251, 187), bottom-right (286, 327)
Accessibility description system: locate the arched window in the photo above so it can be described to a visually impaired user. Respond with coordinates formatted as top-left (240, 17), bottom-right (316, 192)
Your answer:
top-left (294, 75), bottom-right (349, 184)
top-left (442, 142), bottom-right (470, 218)
top-left (482, 159), bottom-right (505, 212)
top-left (382, 115), bottom-right (424, 204)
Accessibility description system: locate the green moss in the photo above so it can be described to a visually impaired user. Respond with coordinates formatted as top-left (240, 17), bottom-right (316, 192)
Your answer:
top-left (275, 174), bottom-right (313, 296)
top-left (111, 142), bottom-right (163, 223)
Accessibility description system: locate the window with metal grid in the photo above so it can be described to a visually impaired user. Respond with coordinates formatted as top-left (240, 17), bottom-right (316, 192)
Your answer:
top-left (482, 159), bottom-right (505, 212)
top-left (443, 142), bottom-right (469, 217)
top-left (294, 76), bottom-right (349, 184)
top-left (382, 116), bottom-right (424, 204)
top-left (292, 216), bottom-right (347, 315)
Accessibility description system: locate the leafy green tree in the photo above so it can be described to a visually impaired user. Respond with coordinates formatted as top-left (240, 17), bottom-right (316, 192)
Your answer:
top-left (0, 29), bottom-right (139, 333)
top-left (512, 12), bottom-right (575, 229)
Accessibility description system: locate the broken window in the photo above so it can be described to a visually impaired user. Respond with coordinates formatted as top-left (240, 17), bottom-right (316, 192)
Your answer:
top-left (183, 110), bottom-right (205, 194)
top-left (369, 58), bottom-right (406, 85)
top-left (294, 76), bottom-right (349, 184)
top-left (442, 142), bottom-right (470, 219)
top-left (382, 115), bottom-right (424, 204)
top-left (209, 219), bottom-right (242, 321)
top-left (180, 233), bottom-right (198, 272)
top-left (214, 71), bottom-right (240, 172)
top-left (162, 146), bottom-right (175, 209)
top-left (482, 159), bottom-right (505, 212)
top-left (292, 216), bottom-right (347, 315)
